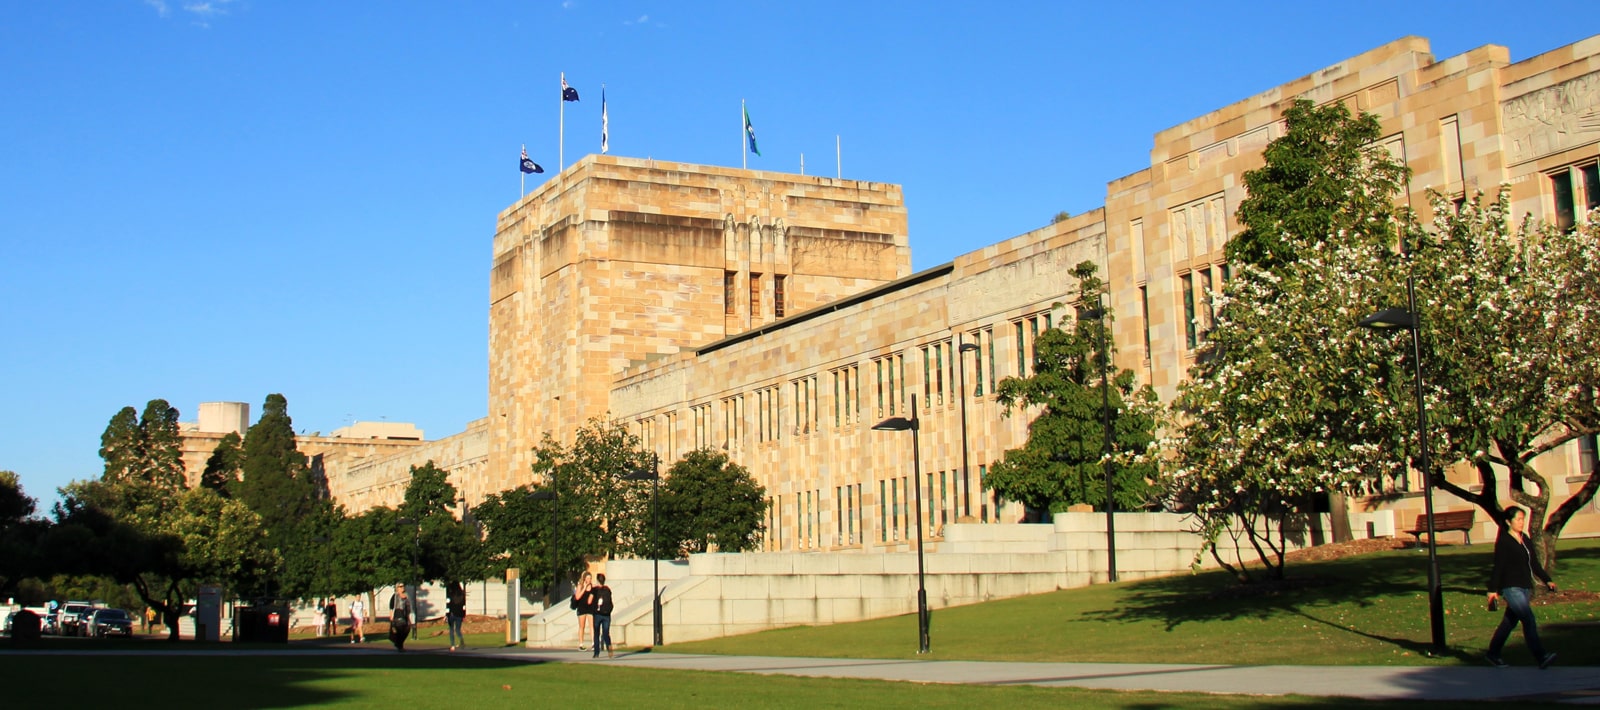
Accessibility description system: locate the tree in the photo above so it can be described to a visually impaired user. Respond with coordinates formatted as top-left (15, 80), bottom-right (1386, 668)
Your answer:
top-left (1165, 238), bottom-right (1402, 580)
top-left (1226, 98), bottom-right (1409, 270)
top-left (235, 393), bottom-right (329, 599)
top-left (1378, 192), bottom-right (1600, 570)
top-left (654, 449), bottom-right (766, 555)
top-left (985, 261), bottom-right (1161, 520)
top-left (473, 418), bottom-right (651, 595)
top-left (138, 399), bottom-right (188, 492)
top-left (398, 461), bottom-right (489, 587)
top-left (98, 407), bottom-right (142, 485)
top-left (201, 432), bottom-right (244, 496)
top-left (0, 471), bottom-right (47, 600)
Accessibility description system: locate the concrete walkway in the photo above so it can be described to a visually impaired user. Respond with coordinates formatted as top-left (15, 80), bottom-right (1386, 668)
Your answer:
top-left (10, 645), bottom-right (1600, 703)
top-left (491, 647), bottom-right (1600, 704)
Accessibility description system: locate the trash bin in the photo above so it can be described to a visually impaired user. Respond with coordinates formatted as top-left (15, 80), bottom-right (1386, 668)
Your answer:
top-left (10, 609), bottom-right (41, 646)
top-left (235, 605), bottom-right (291, 643)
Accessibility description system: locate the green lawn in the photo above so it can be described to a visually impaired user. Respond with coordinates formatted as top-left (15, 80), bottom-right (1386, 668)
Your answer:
top-left (665, 538), bottom-right (1600, 666)
top-left (1, 654), bottom-right (1544, 709)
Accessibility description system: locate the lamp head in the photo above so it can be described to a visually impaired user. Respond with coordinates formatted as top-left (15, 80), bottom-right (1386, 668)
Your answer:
top-left (1358, 308), bottom-right (1417, 330)
top-left (872, 416), bottom-right (916, 432)
top-left (958, 343), bottom-right (980, 353)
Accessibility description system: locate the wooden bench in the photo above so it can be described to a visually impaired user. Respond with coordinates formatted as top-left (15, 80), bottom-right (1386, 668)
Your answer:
top-left (1407, 509), bottom-right (1476, 545)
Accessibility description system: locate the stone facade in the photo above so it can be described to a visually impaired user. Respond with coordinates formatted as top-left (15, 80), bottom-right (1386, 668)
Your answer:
top-left (295, 35), bottom-right (1596, 553)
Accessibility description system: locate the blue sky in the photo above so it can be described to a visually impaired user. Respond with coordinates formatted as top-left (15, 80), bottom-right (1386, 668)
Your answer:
top-left (1, 1), bottom-right (1592, 509)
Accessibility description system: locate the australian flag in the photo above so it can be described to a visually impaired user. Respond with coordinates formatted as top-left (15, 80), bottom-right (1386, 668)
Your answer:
top-left (562, 73), bottom-right (579, 102)
top-left (520, 146), bottom-right (543, 174)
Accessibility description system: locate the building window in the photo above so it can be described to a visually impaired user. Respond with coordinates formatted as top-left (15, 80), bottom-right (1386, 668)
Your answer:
top-left (883, 479), bottom-right (896, 540)
top-left (1139, 285), bottom-right (1151, 361)
top-left (831, 364), bottom-right (858, 427)
top-left (756, 385), bottom-right (781, 443)
top-left (721, 395), bottom-right (744, 450)
top-left (724, 271), bottom-right (736, 315)
top-left (1551, 163), bottom-right (1600, 232)
top-left (1181, 273), bottom-right (1197, 350)
top-left (774, 275), bottom-right (786, 318)
top-left (749, 273), bottom-right (762, 318)
top-left (967, 329), bottom-right (992, 397)
top-left (1200, 270), bottom-right (1214, 340)
top-left (791, 375), bottom-right (817, 435)
top-left (1581, 434), bottom-right (1597, 476)
top-left (978, 464), bottom-right (989, 523)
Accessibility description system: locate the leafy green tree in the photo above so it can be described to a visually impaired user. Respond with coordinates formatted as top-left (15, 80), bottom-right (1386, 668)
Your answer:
top-left (0, 471), bottom-right (47, 600)
top-left (654, 449), bottom-right (766, 555)
top-left (98, 407), bottom-right (142, 486)
top-left (1381, 192), bottom-right (1600, 569)
top-left (138, 400), bottom-right (188, 492)
top-left (201, 432), bottom-right (244, 496)
top-left (398, 461), bottom-right (489, 587)
top-left (1226, 98), bottom-right (1409, 270)
top-left (474, 418), bottom-right (650, 595)
top-left (986, 261), bottom-right (1161, 519)
top-left (327, 506), bottom-right (413, 598)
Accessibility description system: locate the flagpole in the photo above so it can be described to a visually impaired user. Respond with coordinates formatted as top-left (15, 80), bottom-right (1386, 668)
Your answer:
top-left (800, 153), bottom-right (805, 176)
top-left (521, 144), bottom-right (526, 198)
top-left (836, 135), bottom-right (841, 179)
top-left (559, 73), bottom-right (566, 173)
top-left (741, 99), bottom-right (747, 170)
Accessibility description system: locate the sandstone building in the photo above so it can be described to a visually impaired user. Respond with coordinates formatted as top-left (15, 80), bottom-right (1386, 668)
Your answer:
top-left (183, 33), bottom-right (1600, 550)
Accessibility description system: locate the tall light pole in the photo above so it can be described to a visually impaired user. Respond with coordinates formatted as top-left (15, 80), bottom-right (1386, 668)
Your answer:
top-left (958, 339), bottom-right (980, 520)
top-left (1359, 274), bottom-right (1445, 654)
top-left (1079, 303), bottom-right (1118, 582)
top-left (873, 393), bottom-right (929, 654)
top-left (396, 517), bottom-right (422, 639)
top-left (624, 454), bottom-right (662, 647)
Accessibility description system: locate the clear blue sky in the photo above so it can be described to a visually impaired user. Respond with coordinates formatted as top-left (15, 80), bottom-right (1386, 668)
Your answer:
top-left (1, 1), bottom-right (1592, 509)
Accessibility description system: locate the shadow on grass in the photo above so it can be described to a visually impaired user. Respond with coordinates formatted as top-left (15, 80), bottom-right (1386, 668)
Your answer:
top-left (3, 648), bottom-right (547, 709)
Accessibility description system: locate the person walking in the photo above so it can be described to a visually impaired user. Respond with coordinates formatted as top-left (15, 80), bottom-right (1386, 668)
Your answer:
top-left (446, 582), bottom-right (467, 651)
top-left (388, 584), bottom-right (412, 652)
top-left (573, 571), bottom-right (595, 651)
top-left (1486, 505), bottom-right (1558, 668)
top-left (350, 597), bottom-right (366, 643)
top-left (323, 599), bottom-right (338, 638)
top-left (589, 573), bottom-right (614, 659)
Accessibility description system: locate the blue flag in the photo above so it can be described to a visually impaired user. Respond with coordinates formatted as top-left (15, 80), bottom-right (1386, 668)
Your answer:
top-left (562, 73), bottom-right (579, 102)
top-left (744, 105), bottom-right (760, 156)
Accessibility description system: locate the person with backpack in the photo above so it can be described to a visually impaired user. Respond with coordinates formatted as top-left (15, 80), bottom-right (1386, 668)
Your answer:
top-left (388, 584), bottom-right (412, 652)
top-left (587, 573), bottom-right (614, 659)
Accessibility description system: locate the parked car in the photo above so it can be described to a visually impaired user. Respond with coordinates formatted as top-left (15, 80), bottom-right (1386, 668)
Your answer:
top-left (59, 602), bottom-right (96, 637)
top-left (89, 609), bottom-right (134, 638)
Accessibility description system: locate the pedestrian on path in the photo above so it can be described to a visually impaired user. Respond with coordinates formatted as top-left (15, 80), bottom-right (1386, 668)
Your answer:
top-left (589, 573), bottom-right (614, 659)
top-left (323, 599), bottom-right (337, 638)
top-left (389, 584), bottom-right (412, 652)
top-left (574, 571), bottom-right (595, 650)
top-left (350, 597), bottom-right (366, 643)
top-left (446, 582), bottom-right (467, 651)
top-left (1485, 505), bottom-right (1558, 668)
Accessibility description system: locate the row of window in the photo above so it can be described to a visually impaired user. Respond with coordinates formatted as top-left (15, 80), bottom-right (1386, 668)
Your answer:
top-left (759, 466), bottom-right (1004, 552)
top-left (724, 271), bottom-right (789, 319)
top-left (1551, 162), bottom-right (1600, 232)
top-left (682, 320), bottom-right (1040, 450)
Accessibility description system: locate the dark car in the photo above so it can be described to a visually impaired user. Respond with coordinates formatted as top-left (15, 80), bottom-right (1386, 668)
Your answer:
top-left (89, 609), bottom-right (134, 638)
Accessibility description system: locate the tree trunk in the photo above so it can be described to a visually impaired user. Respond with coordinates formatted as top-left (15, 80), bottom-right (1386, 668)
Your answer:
top-left (1328, 493), bottom-right (1354, 543)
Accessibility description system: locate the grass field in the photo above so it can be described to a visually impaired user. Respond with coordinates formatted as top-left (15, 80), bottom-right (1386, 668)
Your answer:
top-left (665, 539), bottom-right (1600, 666)
top-left (2, 654), bottom-right (1546, 709)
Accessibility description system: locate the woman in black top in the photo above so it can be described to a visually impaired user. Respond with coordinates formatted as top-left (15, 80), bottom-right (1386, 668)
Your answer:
top-left (1485, 506), bottom-right (1557, 668)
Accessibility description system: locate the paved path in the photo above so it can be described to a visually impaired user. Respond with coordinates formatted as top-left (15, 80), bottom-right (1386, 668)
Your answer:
top-left (490, 648), bottom-right (1600, 704)
top-left (10, 645), bottom-right (1600, 703)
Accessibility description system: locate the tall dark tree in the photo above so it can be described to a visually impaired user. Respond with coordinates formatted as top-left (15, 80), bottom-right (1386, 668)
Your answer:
top-left (985, 261), bottom-right (1161, 519)
top-left (235, 393), bottom-right (327, 599)
top-left (98, 406), bottom-right (142, 485)
top-left (201, 432), bottom-right (244, 496)
top-left (0, 471), bottom-right (47, 601)
top-left (139, 400), bottom-right (189, 492)
top-left (1227, 98), bottom-right (1410, 270)
top-left (653, 449), bottom-right (766, 556)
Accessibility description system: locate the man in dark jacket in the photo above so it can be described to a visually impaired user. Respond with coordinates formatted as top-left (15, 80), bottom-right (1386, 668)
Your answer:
top-left (588, 573), bottom-right (615, 659)
top-left (388, 584), bottom-right (412, 653)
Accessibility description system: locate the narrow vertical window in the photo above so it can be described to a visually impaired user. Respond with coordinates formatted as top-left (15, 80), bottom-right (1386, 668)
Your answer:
top-left (935, 343), bottom-right (945, 406)
top-left (1139, 285), bottom-right (1152, 361)
top-left (1200, 270), bottom-right (1214, 340)
top-left (987, 328), bottom-right (996, 393)
top-left (774, 275), bottom-right (786, 318)
top-left (887, 354), bottom-right (897, 415)
top-left (978, 464), bottom-right (989, 523)
top-left (723, 271), bottom-right (737, 315)
top-left (880, 480), bottom-right (888, 542)
top-left (1014, 320), bottom-right (1026, 376)
top-left (875, 359), bottom-right (885, 415)
top-left (749, 273), bottom-right (763, 317)
top-left (1181, 273), bottom-right (1197, 349)
top-left (1553, 170), bottom-right (1576, 232)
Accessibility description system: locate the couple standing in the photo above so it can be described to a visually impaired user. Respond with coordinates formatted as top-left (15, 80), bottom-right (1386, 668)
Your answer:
top-left (573, 571), bottom-right (615, 658)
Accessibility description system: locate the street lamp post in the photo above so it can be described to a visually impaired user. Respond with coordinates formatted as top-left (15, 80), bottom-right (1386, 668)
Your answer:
top-left (396, 517), bottom-right (422, 640)
top-left (958, 339), bottom-right (980, 520)
top-left (1079, 304), bottom-right (1118, 583)
top-left (624, 454), bottom-right (663, 647)
top-left (1359, 274), bottom-right (1446, 654)
top-left (873, 393), bottom-right (930, 654)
